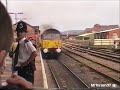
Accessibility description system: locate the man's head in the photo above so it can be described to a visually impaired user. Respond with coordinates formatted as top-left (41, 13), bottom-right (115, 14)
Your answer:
top-left (16, 21), bottom-right (27, 39)
top-left (0, 2), bottom-right (13, 69)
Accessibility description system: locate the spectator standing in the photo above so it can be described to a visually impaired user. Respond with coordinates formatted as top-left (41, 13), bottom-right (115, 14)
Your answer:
top-left (15, 21), bottom-right (37, 84)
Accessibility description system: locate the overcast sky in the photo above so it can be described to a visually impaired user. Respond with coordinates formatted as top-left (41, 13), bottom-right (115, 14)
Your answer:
top-left (1, 0), bottom-right (120, 31)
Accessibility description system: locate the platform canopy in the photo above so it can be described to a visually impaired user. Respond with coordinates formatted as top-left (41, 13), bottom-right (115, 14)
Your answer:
top-left (76, 33), bottom-right (94, 37)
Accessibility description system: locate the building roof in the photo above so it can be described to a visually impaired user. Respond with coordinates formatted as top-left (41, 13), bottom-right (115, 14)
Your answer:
top-left (76, 33), bottom-right (94, 37)
top-left (96, 28), bottom-right (120, 33)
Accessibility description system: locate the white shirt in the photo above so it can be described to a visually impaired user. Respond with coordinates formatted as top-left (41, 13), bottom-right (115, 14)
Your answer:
top-left (17, 37), bottom-right (37, 64)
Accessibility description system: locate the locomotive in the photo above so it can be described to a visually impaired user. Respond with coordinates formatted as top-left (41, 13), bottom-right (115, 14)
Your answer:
top-left (40, 28), bottom-right (62, 59)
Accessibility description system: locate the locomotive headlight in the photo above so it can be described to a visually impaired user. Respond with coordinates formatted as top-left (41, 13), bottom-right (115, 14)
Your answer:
top-left (43, 49), bottom-right (48, 53)
top-left (56, 48), bottom-right (61, 53)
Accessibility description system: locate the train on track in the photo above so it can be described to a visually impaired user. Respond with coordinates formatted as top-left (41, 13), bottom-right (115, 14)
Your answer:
top-left (66, 28), bottom-right (120, 50)
top-left (40, 28), bottom-right (62, 59)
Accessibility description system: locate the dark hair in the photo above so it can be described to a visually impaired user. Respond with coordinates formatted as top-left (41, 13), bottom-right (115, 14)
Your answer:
top-left (0, 2), bottom-right (13, 52)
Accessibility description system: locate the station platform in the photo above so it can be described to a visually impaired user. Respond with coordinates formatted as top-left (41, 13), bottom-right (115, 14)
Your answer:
top-left (1, 52), bottom-right (44, 88)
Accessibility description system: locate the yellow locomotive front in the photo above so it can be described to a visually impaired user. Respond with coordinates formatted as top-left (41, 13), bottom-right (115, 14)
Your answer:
top-left (41, 28), bottom-right (62, 59)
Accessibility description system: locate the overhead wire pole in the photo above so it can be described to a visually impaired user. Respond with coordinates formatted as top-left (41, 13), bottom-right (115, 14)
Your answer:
top-left (5, 0), bottom-right (24, 23)
top-left (6, 0), bottom-right (8, 10)
top-left (9, 12), bottom-right (23, 23)
top-left (0, 0), bottom-right (7, 9)
top-left (18, 17), bottom-right (27, 21)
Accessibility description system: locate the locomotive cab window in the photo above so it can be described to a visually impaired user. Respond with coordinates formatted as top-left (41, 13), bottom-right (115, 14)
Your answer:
top-left (43, 33), bottom-right (61, 40)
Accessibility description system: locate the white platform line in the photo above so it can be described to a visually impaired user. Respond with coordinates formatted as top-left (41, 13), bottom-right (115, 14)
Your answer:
top-left (39, 50), bottom-right (48, 89)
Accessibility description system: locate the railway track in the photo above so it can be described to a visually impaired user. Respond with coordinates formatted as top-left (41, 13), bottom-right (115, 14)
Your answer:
top-left (64, 41), bottom-right (120, 55)
top-left (63, 43), bottom-right (120, 73)
top-left (95, 49), bottom-right (120, 55)
top-left (63, 46), bottom-right (120, 85)
top-left (63, 42), bottom-right (120, 63)
top-left (46, 59), bottom-right (89, 88)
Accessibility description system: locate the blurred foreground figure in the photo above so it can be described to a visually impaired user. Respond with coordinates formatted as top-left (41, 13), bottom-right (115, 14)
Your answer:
top-left (0, 1), bottom-right (32, 90)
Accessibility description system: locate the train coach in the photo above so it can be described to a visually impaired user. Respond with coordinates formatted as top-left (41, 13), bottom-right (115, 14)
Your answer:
top-left (41, 28), bottom-right (62, 59)
top-left (73, 28), bottom-right (120, 50)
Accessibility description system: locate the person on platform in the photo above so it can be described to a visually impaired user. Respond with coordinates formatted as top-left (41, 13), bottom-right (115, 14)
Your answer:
top-left (14, 20), bottom-right (37, 84)
top-left (0, 1), bottom-right (32, 89)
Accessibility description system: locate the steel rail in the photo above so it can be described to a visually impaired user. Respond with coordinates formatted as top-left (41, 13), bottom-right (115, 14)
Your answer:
top-left (63, 47), bottom-right (120, 84)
